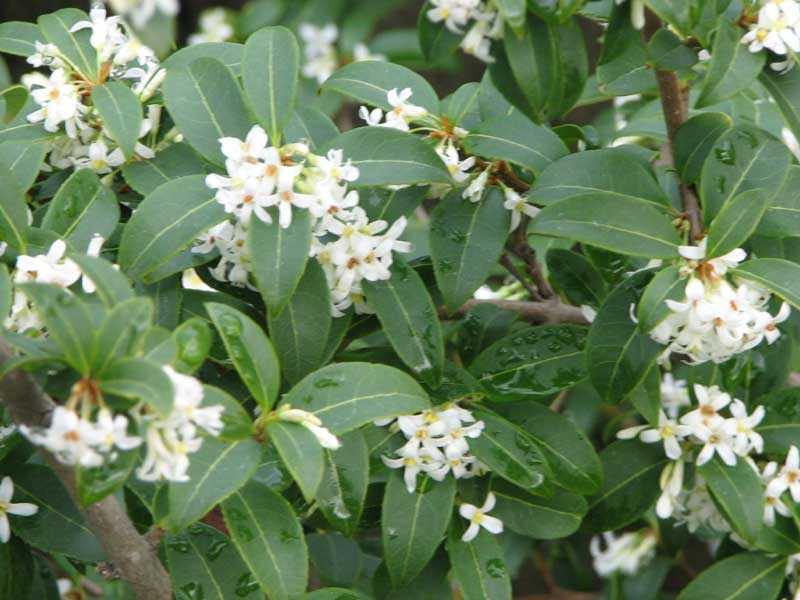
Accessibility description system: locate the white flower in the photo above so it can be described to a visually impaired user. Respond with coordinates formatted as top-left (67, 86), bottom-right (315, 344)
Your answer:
top-left (694, 420), bottom-right (737, 466)
top-left (359, 106), bottom-right (384, 127)
top-left (656, 459), bottom-right (684, 518)
top-left (27, 41), bottom-right (63, 69)
top-left (766, 445), bottom-right (800, 502)
top-left (459, 492), bottom-right (503, 542)
top-left (760, 461), bottom-right (791, 526)
top-left (427, 0), bottom-right (476, 34)
top-left (107, 0), bottom-right (179, 28)
top-left (502, 188), bottom-right (540, 231)
top-left (590, 529), bottom-right (657, 577)
top-left (0, 477), bottom-right (38, 543)
top-left (742, 1), bottom-right (800, 55)
top-left (299, 23), bottom-right (339, 84)
top-left (660, 373), bottom-right (691, 419)
top-left (385, 88), bottom-right (428, 127)
top-left (353, 43), bottom-right (386, 62)
top-left (274, 405), bottom-right (341, 450)
top-left (70, 6), bottom-right (124, 60)
top-left (188, 8), bottom-right (233, 45)
top-left (27, 69), bottom-right (84, 135)
top-left (617, 410), bottom-right (690, 460)
top-left (436, 141), bottom-right (476, 185)
top-left (73, 141), bottom-right (125, 174)
top-left (463, 168), bottom-right (490, 202)
top-left (93, 408), bottom-right (143, 454)
top-left (20, 406), bottom-right (105, 467)
top-left (724, 400), bottom-right (764, 455)
top-left (15, 239), bottom-right (82, 289)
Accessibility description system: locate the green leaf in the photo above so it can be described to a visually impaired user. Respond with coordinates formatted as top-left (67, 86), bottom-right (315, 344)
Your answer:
top-left (284, 107), bottom-right (339, 151)
top-left (529, 193), bottom-right (681, 259)
top-left (758, 388), bottom-right (800, 453)
top-left (0, 140), bottom-right (45, 192)
top-left (585, 439), bottom-right (667, 532)
top-left (249, 206), bottom-right (312, 316)
top-left (674, 112), bottom-right (732, 185)
top-left (361, 185), bottom-right (427, 223)
top-left (166, 523), bottom-right (262, 600)
top-left (223, 481), bottom-right (309, 600)
top-left (0, 161), bottom-right (27, 252)
top-left (6, 464), bottom-right (104, 562)
top-left (382, 472), bottom-right (455, 587)
top-left (91, 82), bottom-right (142, 159)
top-left (243, 26), bottom-right (299, 145)
top-left (268, 260), bottom-right (331, 385)
top-left (172, 317), bottom-right (212, 373)
top-left (204, 385), bottom-right (254, 442)
top-left (322, 60), bottom-right (439, 115)
top-left (41, 169), bottom-right (118, 250)
top-left (307, 533), bottom-right (363, 588)
top-left (676, 553), bottom-right (785, 600)
top-left (121, 143), bottom-right (208, 196)
top-left (596, 1), bottom-right (656, 95)
top-left (496, 0), bottom-right (526, 27)
top-left (430, 188), bottom-right (510, 312)
top-left (417, 2), bottom-right (461, 63)
top-left (587, 271), bottom-right (662, 402)
top-left (706, 189), bottom-right (771, 258)
top-left (696, 19), bottom-right (766, 108)
top-left (546, 249), bottom-right (607, 308)
top-left (76, 449), bottom-right (138, 507)
top-left (758, 166), bottom-right (800, 238)
top-left (364, 258), bottom-right (445, 386)
top-left (206, 302), bottom-right (280, 410)
top-left (447, 524), bottom-right (512, 600)
top-left (0, 21), bottom-right (42, 57)
top-left (733, 258), bottom-right (800, 310)
top-left (321, 127), bottom-right (451, 187)
top-left (498, 402), bottom-right (602, 494)
top-left (93, 297), bottom-right (153, 375)
top-left (699, 457), bottom-right (764, 543)
top-left (267, 421), bottom-right (324, 501)
top-left (66, 253), bottom-right (133, 308)
top-left (163, 42), bottom-right (244, 76)
top-left (162, 57), bottom-right (251, 166)
top-left (0, 264), bottom-right (10, 323)
top-left (491, 478), bottom-right (587, 539)
top-left (636, 265), bottom-right (686, 333)
top-left (0, 86), bottom-right (30, 125)
top-left (167, 437), bottom-right (262, 531)
top-left (19, 283), bottom-right (95, 374)
top-left (699, 124), bottom-right (792, 222)
top-left (761, 67), bottom-right (800, 145)
top-left (118, 175), bottom-right (226, 281)
top-left (530, 148), bottom-right (669, 206)
top-left (0, 538), bottom-right (33, 600)
top-left (463, 111), bottom-right (567, 174)
top-left (469, 408), bottom-right (551, 490)
top-left (647, 28), bottom-right (698, 70)
top-left (38, 9), bottom-right (97, 79)
top-left (98, 357), bottom-right (174, 417)
top-left (316, 430), bottom-right (369, 536)
top-left (469, 325), bottom-right (588, 402)
top-left (280, 362), bottom-right (429, 434)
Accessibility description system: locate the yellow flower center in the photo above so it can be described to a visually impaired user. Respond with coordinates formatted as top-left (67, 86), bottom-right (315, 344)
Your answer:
top-left (472, 511), bottom-right (484, 524)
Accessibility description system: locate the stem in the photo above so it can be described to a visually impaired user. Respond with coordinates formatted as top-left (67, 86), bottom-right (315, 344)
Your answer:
top-left (0, 340), bottom-right (172, 600)
top-left (644, 11), bottom-right (704, 242)
top-left (500, 252), bottom-right (543, 301)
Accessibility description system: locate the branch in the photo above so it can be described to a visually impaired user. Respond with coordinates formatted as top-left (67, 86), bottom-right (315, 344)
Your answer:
top-left (0, 341), bottom-right (172, 600)
top-left (500, 252), bottom-right (543, 301)
top-left (644, 11), bottom-right (704, 242)
top-left (444, 298), bottom-right (590, 325)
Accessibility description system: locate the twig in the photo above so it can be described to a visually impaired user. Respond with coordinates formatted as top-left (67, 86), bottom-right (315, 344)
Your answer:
top-left (510, 218), bottom-right (555, 299)
top-left (500, 252), bottom-right (543, 301)
top-left (643, 11), bottom-right (704, 242)
top-left (0, 340), bottom-right (172, 600)
top-left (443, 298), bottom-right (590, 325)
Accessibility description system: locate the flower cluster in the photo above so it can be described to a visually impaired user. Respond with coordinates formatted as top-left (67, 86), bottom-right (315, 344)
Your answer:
top-left (378, 404), bottom-right (487, 493)
top-left (24, 6), bottom-right (164, 171)
top-left (590, 529), bottom-right (658, 577)
top-left (299, 22), bottom-right (384, 84)
top-left (104, 0), bottom-right (179, 29)
top-left (742, 0), bottom-right (800, 71)
top-left (195, 125), bottom-right (412, 316)
top-left (188, 7), bottom-right (234, 45)
top-left (271, 404), bottom-right (341, 450)
top-left (0, 476), bottom-right (38, 544)
top-left (426, 0), bottom-right (504, 63)
top-left (359, 88), bottom-right (429, 132)
top-left (459, 492), bottom-right (503, 542)
top-left (648, 240), bottom-right (790, 364)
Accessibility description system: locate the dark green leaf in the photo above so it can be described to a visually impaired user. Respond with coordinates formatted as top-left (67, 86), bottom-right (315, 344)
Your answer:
top-left (0, 161), bottom-right (27, 251)
top-left (491, 478), bottom-right (587, 538)
top-left (758, 166), bottom-right (800, 238)
top-left (758, 387), bottom-right (800, 453)
top-left (647, 28), bottom-right (698, 70)
top-left (0, 21), bottom-right (42, 57)
top-left (99, 357), bottom-right (174, 416)
top-left (699, 458), bottom-right (764, 543)
top-left (67, 253), bottom-right (133, 308)
top-left (0, 140), bottom-right (45, 192)
top-left (706, 189), bottom-right (771, 258)
top-left (284, 108), bottom-right (339, 151)
top-left (546, 249), bottom-right (607, 308)
top-left (316, 430), bottom-right (369, 536)
top-left (91, 82), bottom-right (142, 159)
top-left (76, 449), bottom-right (138, 506)
top-left (596, 1), bottom-right (656, 95)
top-left (267, 420), bottom-right (324, 501)
top-left (733, 258), bottom-right (800, 311)
top-left (121, 143), bottom-right (208, 196)
top-left (447, 523), bottom-right (512, 600)
top-left (93, 297), bottom-right (153, 375)
top-left (676, 553), bottom-right (785, 600)
top-left (163, 42), bottom-right (244, 75)
top-left (636, 265), bottom-right (686, 333)
top-left (674, 112), bottom-right (732, 185)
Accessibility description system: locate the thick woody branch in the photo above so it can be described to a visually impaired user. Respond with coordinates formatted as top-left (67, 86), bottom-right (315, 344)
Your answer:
top-left (644, 11), bottom-right (704, 242)
top-left (0, 341), bottom-right (172, 600)
top-left (444, 298), bottom-right (590, 325)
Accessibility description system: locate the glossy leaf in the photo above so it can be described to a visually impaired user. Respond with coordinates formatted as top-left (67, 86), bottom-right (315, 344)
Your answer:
top-left (699, 457), bottom-right (763, 543)
top-left (491, 478), bottom-right (587, 539)
top-left (38, 9), bottom-right (97, 79)
top-left (636, 265), bottom-right (686, 333)
top-left (447, 524), bottom-right (512, 600)
top-left (706, 189), bottom-right (771, 258)
top-left (647, 28), bottom-right (698, 70)
top-left (163, 42), bottom-right (244, 75)
top-left (316, 431), bottom-right (369, 536)
top-left (284, 107), bottom-right (339, 151)
top-left (93, 297), bottom-right (153, 375)
top-left (0, 21), bottom-right (42, 57)
top-left (98, 357), bottom-right (174, 417)
top-left (758, 388), bottom-right (800, 453)
top-left (596, 1), bottom-right (656, 95)
top-left (0, 140), bottom-right (45, 192)
top-left (417, 2), bottom-right (461, 64)
top-left (733, 259), bottom-right (800, 311)
top-left (76, 450), bottom-right (138, 507)
top-left (758, 166), bottom-right (800, 238)
top-left (91, 82), bottom-right (142, 159)
top-left (546, 249), bottom-right (607, 308)
top-left (280, 362), bottom-right (429, 434)
top-left (676, 553), bottom-right (785, 600)
top-left (67, 253), bottom-right (133, 308)
top-left (121, 143), bottom-right (208, 196)
top-left (0, 161), bottom-right (27, 251)
top-left (674, 112), bottom-right (732, 185)
top-left (267, 421), bottom-right (324, 501)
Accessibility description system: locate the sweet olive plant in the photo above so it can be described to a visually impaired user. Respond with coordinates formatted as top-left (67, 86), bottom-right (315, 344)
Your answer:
top-left (3, 0), bottom-right (800, 598)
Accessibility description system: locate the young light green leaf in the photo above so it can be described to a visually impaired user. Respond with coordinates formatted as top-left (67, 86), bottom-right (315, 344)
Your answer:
top-left (430, 188), bottom-right (510, 312)
top-left (166, 523), bottom-right (262, 600)
top-left (268, 260), bottom-right (331, 385)
top-left (316, 430), bottom-right (369, 536)
top-left (249, 206), bottom-right (312, 316)
top-left (321, 60), bottom-right (439, 115)
top-left (733, 258), bottom-right (800, 311)
top-left (0, 21), bottom-right (42, 57)
top-left (267, 421), bottom-right (324, 501)
top-left (674, 112), bottom-right (732, 185)
top-left (382, 473), bottom-right (455, 587)
top-left (636, 265), bottom-right (686, 333)
top-left (162, 57), bottom-right (251, 165)
top-left (491, 478), bottom-right (587, 539)
top-left (321, 127), bottom-right (451, 187)
top-left (447, 524), bottom-right (512, 600)
top-left (364, 259), bottom-right (445, 387)
top-left (706, 189), bottom-right (771, 258)
top-left (206, 302), bottom-right (280, 410)
top-left (469, 409), bottom-right (551, 490)
top-left (280, 362), bottom-right (429, 434)
top-left (469, 325), bottom-right (588, 402)
top-left (98, 357), bottom-right (174, 417)
top-left (38, 9), bottom-right (97, 80)
top-left (222, 481), bottom-right (309, 600)
top-left (585, 440), bottom-right (668, 531)
top-left (529, 193), bottom-right (681, 259)
top-left (699, 457), bottom-right (764, 543)
top-left (463, 111), bottom-right (568, 174)
top-left (676, 553), bottom-right (785, 600)
top-left (167, 437), bottom-right (262, 531)
top-left (243, 26), bottom-right (299, 145)
top-left (91, 82), bottom-right (142, 159)
top-left (696, 19), bottom-right (766, 108)
top-left (41, 169), bottom-right (118, 250)
top-left (121, 143), bottom-right (208, 196)
top-left (118, 175), bottom-right (226, 281)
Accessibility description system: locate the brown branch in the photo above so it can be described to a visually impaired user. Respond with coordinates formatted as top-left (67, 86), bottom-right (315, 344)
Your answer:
top-left (0, 341), bottom-right (172, 600)
top-left (443, 298), bottom-right (590, 325)
top-left (500, 252), bottom-right (543, 301)
top-left (510, 218), bottom-right (555, 299)
top-left (644, 11), bottom-right (704, 242)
